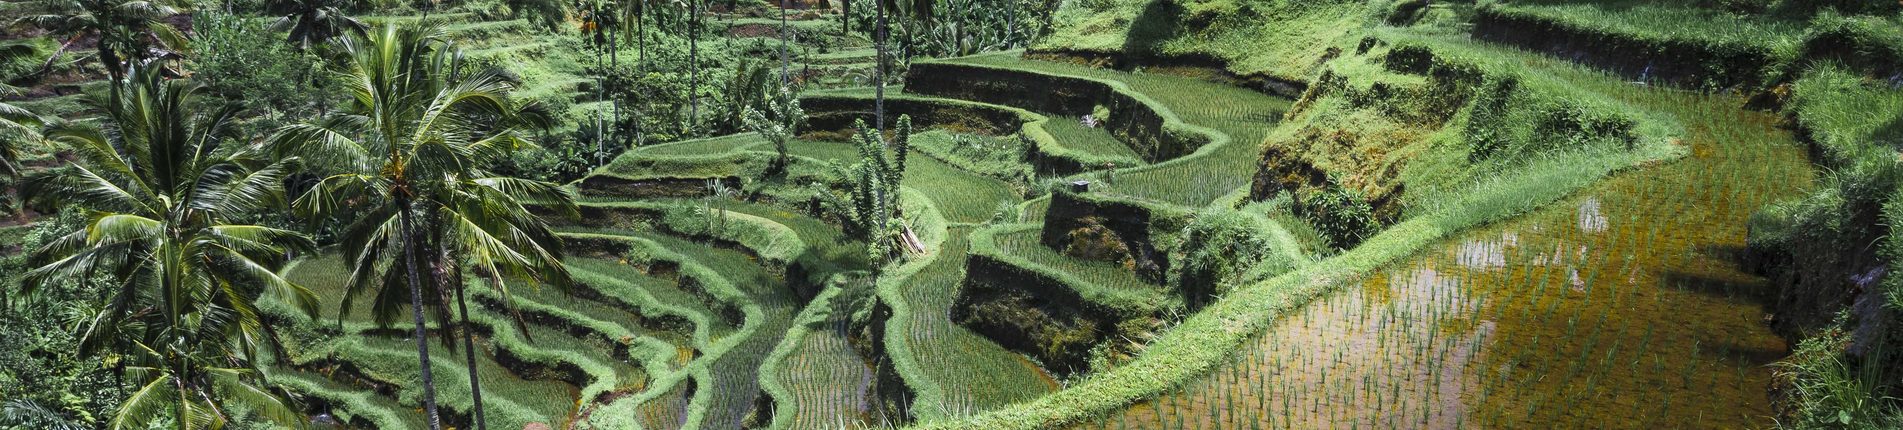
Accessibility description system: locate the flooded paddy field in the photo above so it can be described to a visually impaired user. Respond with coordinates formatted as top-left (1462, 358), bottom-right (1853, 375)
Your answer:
top-left (1078, 92), bottom-right (1816, 429)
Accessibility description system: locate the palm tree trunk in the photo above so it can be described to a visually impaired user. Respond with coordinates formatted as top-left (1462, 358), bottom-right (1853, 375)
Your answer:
top-left (779, 0), bottom-right (791, 84)
top-left (455, 283), bottom-right (488, 430)
top-left (398, 203), bottom-right (445, 430)
top-left (609, 16), bottom-right (623, 150)
top-left (874, 0), bottom-right (887, 133)
top-left (689, 0), bottom-right (702, 134)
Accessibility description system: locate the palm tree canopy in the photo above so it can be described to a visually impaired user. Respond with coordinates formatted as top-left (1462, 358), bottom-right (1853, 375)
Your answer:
top-left (270, 23), bottom-right (577, 329)
top-left (267, 0), bottom-right (369, 51)
top-left (18, 60), bottom-right (313, 430)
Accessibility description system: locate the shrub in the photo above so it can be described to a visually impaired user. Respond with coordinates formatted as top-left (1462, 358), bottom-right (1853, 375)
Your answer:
top-left (1168, 209), bottom-right (1283, 309)
top-left (190, 12), bottom-right (324, 132)
top-left (1294, 183), bottom-right (1379, 250)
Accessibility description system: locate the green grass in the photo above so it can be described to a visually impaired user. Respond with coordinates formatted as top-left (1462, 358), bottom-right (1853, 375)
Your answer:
top-left (907, 130), bottom-right (1034, 183)
top-left (759, 280), bottom-right (883, 429)
top-left (1040, 115), bottom-right (1144, 163)
top-left (879, 225), bottom-right (1058, 420)
top-left (305, 335), bottom-right (579, 429)
top-left (1485, 0), bottom-right (1809, 52)
top-left (634, 132), bottom-right (768, 156)
top-left (284, 254), bottom-right (382, 325)
top-left (1785, 65), bottom-right (1903, 165)
top-left (267, 367), bottom-right (430, 430)
top-left (566, 230), bottom-right (799, 430)
top-left (1039, 0), bottom-right (1369, 80)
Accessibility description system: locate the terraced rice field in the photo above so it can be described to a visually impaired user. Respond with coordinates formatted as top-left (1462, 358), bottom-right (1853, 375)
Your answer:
top-left (945, 53), bottom-right (1296, 208)
top-left (1076, 77), bottom-right (1815, 430)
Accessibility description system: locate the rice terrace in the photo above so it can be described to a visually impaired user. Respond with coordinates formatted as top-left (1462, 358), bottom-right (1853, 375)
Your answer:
top-left (2, 0), bottom-right (1902, 428)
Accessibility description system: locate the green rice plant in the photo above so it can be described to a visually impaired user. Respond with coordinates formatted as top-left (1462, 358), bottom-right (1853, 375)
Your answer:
top-left (634, 132), bottom-right (770, 156)
top-left (561, 230), bottom-right (799, 430)
top-left (266, 367), bottom-right (431, 430)
top-left (758, 277), bottom-right (885, 429)
top-left (907, 129), bottom-right (1035, 184)
top-left (1040, 114), bottom-right (1144, 165)
top-left (305, 334), bottom-right (579, 430)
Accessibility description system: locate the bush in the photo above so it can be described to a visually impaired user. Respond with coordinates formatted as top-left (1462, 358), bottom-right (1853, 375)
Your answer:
top-left (1294, 183), bottom-right (1379, 250)
top-left (1168, 209), bottom-right (1282, 309)
top-left (189, 12), bottom-right (323, 133)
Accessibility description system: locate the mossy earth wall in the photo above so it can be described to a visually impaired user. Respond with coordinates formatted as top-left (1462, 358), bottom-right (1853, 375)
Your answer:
top-left (952, 224), bottom-right (1168, 377)
top-left (1472, 4), bottom-right (1776, 89)
top-left (905, 62), bottom-right (1207, 163)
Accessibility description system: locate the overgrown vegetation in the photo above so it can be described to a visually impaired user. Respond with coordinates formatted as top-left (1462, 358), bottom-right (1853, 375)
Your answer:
top-left (2, 0), bottom-right (1896, 428)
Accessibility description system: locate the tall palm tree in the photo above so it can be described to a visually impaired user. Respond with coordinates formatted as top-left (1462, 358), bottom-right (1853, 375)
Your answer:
top-left (0, 100), bottom-right (41, 180)
top-left (19, 61), bottom-right (313, 430)
top-left (0, 99), bottom-right (43, 217)
top-left (266, 0), bottom-right (369, 51)
top-left (14, 0), bottom-right (190, 100)
top-left (271, 24), bottom-right (576, 430)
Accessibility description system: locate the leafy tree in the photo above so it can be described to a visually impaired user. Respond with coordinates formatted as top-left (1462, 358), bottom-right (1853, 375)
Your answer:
top-left (742, 84), bottom-right (805, 174)
top-left (266, 0), bottom-right (368, 51)
top-left (840, 115), bottom-right (913, 263)
top-left (271, 24), bottom-right (576, 430)
top-left (0, 101), bottom-right (42, 180)
top-left (18, 60), bottom-right (312, 430)
top-left (192, 12), bottom-right (324, 133)
top-left (14, 0), bottom-right (190, 99)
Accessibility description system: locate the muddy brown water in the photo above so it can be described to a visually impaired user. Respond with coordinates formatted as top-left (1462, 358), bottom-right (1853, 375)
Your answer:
top-left (1077, 92), bottom-right (1815, 429)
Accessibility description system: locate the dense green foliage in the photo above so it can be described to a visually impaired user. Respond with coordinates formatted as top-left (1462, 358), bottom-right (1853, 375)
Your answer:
top-left (6, 0), bottom-right (1900, 428)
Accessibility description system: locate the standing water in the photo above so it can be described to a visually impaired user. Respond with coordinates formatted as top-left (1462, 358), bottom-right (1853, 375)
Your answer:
top-left (1078, 90), bottom-right (1816, 429)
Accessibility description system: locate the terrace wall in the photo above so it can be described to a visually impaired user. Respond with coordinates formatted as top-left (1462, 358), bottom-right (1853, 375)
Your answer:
top-left (905, 62), bottom-right (1200, 163)
top-left (1471, 5), bottom-right (1776, 89)
top-left (1039, 188), bottom-right (1172, 283)
top-left (951, 252), bottom-right (1154, 377)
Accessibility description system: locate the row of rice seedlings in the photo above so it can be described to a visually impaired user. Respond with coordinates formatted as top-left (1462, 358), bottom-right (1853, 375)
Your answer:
top-left (776, 311), bottom-right (881, 429)
top-left (991, 226), bottom-right (1162, 292)
top-left (284, 254), bottom-right (382, 324)
top-left (635, 132), bottom-right (771, 156)
top-left (892, 229), bottom-right (1060, 419)
top-left (568, 257), bottom-right (742, 339)
top-left (1072, 86), bottom-right (1813, 429)
top-left (463, 295), bottom-right (651, 397)
top-left (631, 230), bottom-right (804, 429)
top-left (1490, 0), bottom-right (1811, 49)
top-left (563, 257), bottom-right (724, 343)
top-left (319, 334), bottom-right (582, 429)
top-left (267, 366), bottom-right (432, 430)
top-left (1040, 113), bottom-right (1146, 162)
top-left (903, 153), bottom-right (1022, 223)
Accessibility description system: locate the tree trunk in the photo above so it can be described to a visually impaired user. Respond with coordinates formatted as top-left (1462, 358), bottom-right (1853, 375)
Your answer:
top-left (398, 202), bottom-right (445, 430)
top-left (455, 282), bottom-right (488, 430)
top-left (874, 0), bottom-right (887, 133)
top-left (779, 0), bottom-right (791, 84)
top-left (610, 15), bottom-right (623, 151)
top-left (689, 1), bottom-right (701, 135)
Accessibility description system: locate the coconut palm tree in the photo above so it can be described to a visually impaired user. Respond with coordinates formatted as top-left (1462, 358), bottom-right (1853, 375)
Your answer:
top-left (270, 23), bottom-right (576, 430)
top-left (0, 100), bottom-right (41, 180)
top-left (266, 0), bottom-right (369, 51)
top-left (19, 60), bottom-right (313, 430)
